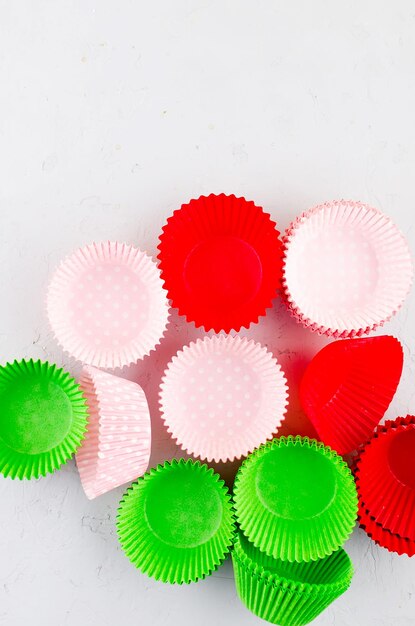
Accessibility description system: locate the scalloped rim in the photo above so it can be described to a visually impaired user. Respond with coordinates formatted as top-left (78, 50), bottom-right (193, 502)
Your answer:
top-left (157, 193), bottom-right (283, 332)
top-left (116, 458), bottom-right (236, 584)
top-left (354, 415), bottom-right (415, 478)
top-left (234, 436), bottom-right (358, 562)
top-left (0, 359), bottom-right (88, 479)
top-left (46, 241), bottom-right (170, 370)
top-left (354, 415), bottom-right (415, 538)
top-left (232, 533), bottom-right (353, 597)
top-left (358, 498), bottom-right (415, 556)
top-left (281, 200), bottom-right (413, 338)
top-left (159, 335), bottom-right (289, 463)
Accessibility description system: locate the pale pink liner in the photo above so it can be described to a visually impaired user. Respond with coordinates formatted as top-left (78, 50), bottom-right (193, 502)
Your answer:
top-left (46, 241), bottom-right (170, 369)
top-left (159, 335), bottom-right (289, 463)
top-left (76, 366), bottom-right (151, 499)
top-left (282, 200), bottom-right (413, 337)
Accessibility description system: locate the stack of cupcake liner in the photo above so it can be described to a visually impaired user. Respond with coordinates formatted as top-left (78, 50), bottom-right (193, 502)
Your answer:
top-left (2, 195), bottom-right (414, 625)
top-left (232, 436), bottom-right (358, 625)
top-left (234, 437), bottom-right (357, 562)
top-left (232, 534), bottom-right (353, 626)
top-left (355, 415), bottom-right (415, 556)
top-left (282, 200), bottom-right (413, 337)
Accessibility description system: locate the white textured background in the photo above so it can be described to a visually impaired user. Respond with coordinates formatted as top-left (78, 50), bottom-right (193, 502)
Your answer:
top-left (1, 2), bottom-right (415, 625)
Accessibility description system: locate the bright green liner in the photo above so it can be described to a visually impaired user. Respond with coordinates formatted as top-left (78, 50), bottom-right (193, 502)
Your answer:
top-left (232, 533), bottom-right (353, 626)
top-left (116, 458), bottom-right (236, 584)
top-left (233, 436), bottom-right (358, 562)
top-left (0, 359), bottom-right (88, 479)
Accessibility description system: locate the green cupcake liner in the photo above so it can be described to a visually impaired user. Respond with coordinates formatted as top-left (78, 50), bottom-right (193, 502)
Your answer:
top-left (0, 359), bottom-right (88, 479)
top-left (232, 533), bottom-right (353, 626)
top-left (233, 436), bottom-right (358, 562)
top-left (116, 458), bottom-right (236, 584)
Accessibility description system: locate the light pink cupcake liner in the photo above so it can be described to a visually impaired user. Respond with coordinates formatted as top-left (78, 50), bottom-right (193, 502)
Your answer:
top-left (47, 241), bottom-right (170, 369)
top-left (282, 200), bottom-right (413, 337)
top-left (76, 366), bottom-right (151, 499)
top-left (159, 335), bottom-right (289, 463)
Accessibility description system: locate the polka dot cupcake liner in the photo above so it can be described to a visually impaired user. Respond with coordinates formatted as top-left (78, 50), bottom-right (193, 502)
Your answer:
top-left (76, 366), bottom-right (151, 499)
top-left (47, 241), bottom-right (170, 369)
top-left (159, 335), bottom-right (289, 463)
top-left (282, 200), bottom-right (413, 337)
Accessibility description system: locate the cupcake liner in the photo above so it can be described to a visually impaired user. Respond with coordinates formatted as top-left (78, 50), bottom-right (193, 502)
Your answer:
top-left (76, 366), bottom-right (151, 499)
top-left (47, 241), bottom-right (170, 369)
top-left (358, 499), bottom-right (415, 557)
top-left (233, 436), bottom-right (358, 562)
top-left (157, 193), bottom-right (283, 332)
top-left (282, 200), bottom-right (413, 337)
top-left (0, 359), bottom-right (88, 479)
top-left (355, 416), bottom-right (415, 539)
top-left (232, 533), bottom-right (353, 626)
top-left (116, 459), bottom-right (236, 584)
top-left (234, 533), bottom-right (353, 595)
top-left (159, 335), bottom-right (289, 463)
top-left (300, 336), bottom-right (403, 455)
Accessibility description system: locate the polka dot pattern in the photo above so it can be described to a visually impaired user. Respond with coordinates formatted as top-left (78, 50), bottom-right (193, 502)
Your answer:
top-left (76, 366), bottom-right (151, 499)
top-left (160, 335), bottom-right (289, 462)
top-left (69, 264), bottom-right (149, 346)
top-left (178, 353), bottom-right (259, 435)
top-left (47, 242), bottom-right (170, 368)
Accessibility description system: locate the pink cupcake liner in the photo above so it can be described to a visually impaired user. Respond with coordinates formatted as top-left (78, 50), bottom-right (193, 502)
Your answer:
top-left (47, 241), bottom-right (170, 369)
top-left (76, 366), bottom-right (151, 499)
top-left (282, 200), bottom-right (413, 337)
top-left (159, 335), bottom-right (289, 463)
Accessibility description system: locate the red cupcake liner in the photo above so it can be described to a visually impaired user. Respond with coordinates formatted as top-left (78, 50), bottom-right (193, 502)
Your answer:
top-left (355, 416), bottom-right (415, 540)
top-left (300, 336), bottom-right (403, 455)
top-left (157, 193), bottom-right (283, 333)
top-left (358, 498), bottom-right (415, 557)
